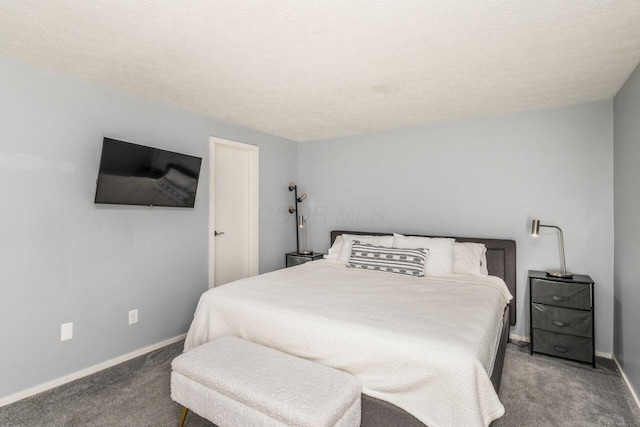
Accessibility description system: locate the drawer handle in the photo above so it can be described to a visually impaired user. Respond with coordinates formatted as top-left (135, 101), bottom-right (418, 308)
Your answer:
top-left (552, 296), bottom-right (568, 302)
top-left (552, 320), bottom-right (567, 327)
top-left (554, 346), bottom-right (569, 353)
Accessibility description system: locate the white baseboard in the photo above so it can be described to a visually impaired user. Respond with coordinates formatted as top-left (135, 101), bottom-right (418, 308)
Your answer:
top-left (0, 333), bottom-right (186, 408)
top-left (508, 333), bottom-right (611, 359)
top-left (509, 333), bottom-right (530, 343)
top-left (595, 351), bottom-right (612, 359)
top-left (613, 355), bottom-right (640, 410)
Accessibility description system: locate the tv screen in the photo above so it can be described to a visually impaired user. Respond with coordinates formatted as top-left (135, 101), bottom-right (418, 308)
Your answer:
top-left (95, 138), bottom-right (203, 208)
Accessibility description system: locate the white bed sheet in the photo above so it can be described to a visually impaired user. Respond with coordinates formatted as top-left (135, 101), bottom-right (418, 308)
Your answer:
top-left (184, 260), bottom-right (512, 427)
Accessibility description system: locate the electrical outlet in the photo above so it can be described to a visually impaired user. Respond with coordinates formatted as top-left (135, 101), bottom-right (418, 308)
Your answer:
top-left (128, 309), bottom-right (138, 325)
top-left (61, 322), bottom-right (73, 341)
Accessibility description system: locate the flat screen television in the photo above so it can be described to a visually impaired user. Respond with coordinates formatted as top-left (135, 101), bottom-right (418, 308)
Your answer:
top-left (95, 138), bottom-right (203, 208)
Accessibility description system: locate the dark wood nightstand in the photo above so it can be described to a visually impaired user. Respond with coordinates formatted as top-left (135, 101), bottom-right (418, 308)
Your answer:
top-left (529, 270), bottom-right (595, 367)
top-left (286, 252), bottom-right (324, 268)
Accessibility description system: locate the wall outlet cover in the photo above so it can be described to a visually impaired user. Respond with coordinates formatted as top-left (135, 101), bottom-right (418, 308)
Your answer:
top-left (61, 322), bottom-right (73, 341)
top-left (128, 309), bottom-right (138, 325)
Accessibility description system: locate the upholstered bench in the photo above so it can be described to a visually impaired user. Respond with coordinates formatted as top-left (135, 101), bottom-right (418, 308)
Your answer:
top-left (171, 336), bottom-right (362, 427)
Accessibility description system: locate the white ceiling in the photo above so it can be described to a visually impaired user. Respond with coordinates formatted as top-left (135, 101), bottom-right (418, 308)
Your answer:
top-left (1, 1), bottom-right (639, 142)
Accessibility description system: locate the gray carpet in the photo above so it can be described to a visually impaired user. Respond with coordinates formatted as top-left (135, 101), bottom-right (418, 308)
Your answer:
top-left (1, 341), bottom-right (638, 427)
top-left (494, 344), bottom-right (640, 427)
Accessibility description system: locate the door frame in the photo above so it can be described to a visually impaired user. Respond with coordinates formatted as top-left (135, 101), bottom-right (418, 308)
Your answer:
top-left (209, 137), bottom-right (259, 288)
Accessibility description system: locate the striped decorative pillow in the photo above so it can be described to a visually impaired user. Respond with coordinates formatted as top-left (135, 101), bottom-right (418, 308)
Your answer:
top-left (347, 240), bottom-right (428, 276)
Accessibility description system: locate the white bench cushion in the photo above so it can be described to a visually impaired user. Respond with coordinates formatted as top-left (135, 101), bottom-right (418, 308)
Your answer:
top-left (171, 336), bottom-right (361, 427)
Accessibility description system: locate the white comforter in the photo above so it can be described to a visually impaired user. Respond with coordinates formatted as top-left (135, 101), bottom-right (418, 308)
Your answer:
top-left (184, 260), bottom-right (512, 427)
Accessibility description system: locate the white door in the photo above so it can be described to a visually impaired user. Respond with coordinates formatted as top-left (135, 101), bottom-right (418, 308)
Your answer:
top-left (209, 137), bottom-right (259, 287)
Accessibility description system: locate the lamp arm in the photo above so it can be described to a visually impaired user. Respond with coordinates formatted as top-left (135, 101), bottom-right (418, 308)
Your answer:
top-left (540, 224), bottom-right (567, 274)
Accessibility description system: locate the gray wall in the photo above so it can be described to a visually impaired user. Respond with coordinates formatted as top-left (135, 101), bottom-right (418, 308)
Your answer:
top-left (299, 101), bottom-right (614, 352)
top-left (0, 57), bottom-right (297, 399)
top-left (0, 53), bottom-right (624, 402)
top-left (614, 62), bottom-right (640, 397)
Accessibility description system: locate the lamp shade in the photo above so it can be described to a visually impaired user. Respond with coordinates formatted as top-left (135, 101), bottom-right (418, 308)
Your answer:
top-left (531, 219), bottom-right (540, 237)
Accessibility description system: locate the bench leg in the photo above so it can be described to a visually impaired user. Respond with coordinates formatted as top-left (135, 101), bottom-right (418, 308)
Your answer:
top-left (179, 407), bottom-right (189, 427)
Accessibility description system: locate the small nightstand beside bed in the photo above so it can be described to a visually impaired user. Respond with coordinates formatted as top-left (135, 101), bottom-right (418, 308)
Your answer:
top-left (529, 270), bottom-right (595, 367)
top-left (184, 230), bottom-right (516, 427)
top-left (286, 251), bottom-right (324, 267)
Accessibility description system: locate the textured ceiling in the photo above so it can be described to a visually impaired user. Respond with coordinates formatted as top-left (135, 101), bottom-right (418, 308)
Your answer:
top-left (1, 1), bottom-right (639, 142)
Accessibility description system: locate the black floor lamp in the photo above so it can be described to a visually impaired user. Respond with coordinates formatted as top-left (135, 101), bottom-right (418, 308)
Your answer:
top-left (289, 182), bottom-right (312, 255)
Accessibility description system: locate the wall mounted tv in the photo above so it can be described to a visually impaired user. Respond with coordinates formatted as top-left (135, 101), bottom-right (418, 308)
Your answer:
top-left (95, 138), bottom-right (203, 208)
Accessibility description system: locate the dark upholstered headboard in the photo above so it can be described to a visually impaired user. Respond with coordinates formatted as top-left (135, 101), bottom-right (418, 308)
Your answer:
top-left (330, 230), bottom-right (517, 326)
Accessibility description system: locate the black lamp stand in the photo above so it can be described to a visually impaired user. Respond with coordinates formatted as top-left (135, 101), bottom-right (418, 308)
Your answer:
top-left (289, 182), bottom-right (312, 255)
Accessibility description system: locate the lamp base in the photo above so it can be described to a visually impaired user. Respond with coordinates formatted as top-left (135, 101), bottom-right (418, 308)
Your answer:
top-left (298, 250), bottom-right (313, 255)
top-left (546, 270), bottom-right (574, 278)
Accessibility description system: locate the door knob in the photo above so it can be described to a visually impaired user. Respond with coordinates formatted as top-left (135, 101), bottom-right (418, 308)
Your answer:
top-left (215, 231), bottom-right (225, 236)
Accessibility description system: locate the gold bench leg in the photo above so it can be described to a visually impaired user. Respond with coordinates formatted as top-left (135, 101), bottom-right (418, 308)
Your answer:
top-left (178, 406), bottom-right (189, 427)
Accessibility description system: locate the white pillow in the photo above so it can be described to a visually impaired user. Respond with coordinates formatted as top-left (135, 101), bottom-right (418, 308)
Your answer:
top-left (480, 251), bottom-right (489, 275)
top-left (324, 235), bottom-right (344, 260)
top-left (393, 233), bottom-right (455, 274)
top-left (453, 242), bottom-right (488, 276)
top-left (338, 234), bottom-right (394, 263)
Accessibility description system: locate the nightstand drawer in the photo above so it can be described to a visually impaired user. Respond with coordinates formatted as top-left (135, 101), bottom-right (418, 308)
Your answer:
top-left (287, 255), bottom-right (310, 267)
top-left (531, 279), bottom-right (591, 310)
top-left (531, 303), bottom-right (593, 338)
top-left (285, 252), bottom-right (324, 268)
top-left (532, 329), bottom-right (593, 363)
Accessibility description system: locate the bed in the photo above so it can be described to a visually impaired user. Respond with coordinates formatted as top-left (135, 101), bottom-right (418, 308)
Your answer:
top-left (184, 230), bottom-right (516, 427)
